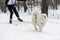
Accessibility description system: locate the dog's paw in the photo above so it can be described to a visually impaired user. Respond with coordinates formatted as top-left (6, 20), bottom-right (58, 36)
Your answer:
top-left (38, 29), bottom-right (42, 32)
top-left (35, 28), bottom-right (38, 30)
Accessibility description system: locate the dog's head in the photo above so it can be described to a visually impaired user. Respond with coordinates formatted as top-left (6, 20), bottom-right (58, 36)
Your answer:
top-left (40, 14), bottom-right (47, 24)
top-left (41, 14), bottom-right (47, 19)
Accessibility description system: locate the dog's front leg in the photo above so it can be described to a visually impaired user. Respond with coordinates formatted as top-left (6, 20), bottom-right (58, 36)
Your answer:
top-left (38, 23), bottom-right (44, 32)
top-left (33, 23), bottom-right (37, 30)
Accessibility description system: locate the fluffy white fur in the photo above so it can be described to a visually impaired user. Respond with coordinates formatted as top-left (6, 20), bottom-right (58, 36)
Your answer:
top-left (32, 10), bottom-right (47, 32)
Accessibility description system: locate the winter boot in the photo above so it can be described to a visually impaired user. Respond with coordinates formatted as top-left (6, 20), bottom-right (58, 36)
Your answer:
top-left (9, 19), bottom-right (12, 24)
top-left (18, 18), bottom-right (23, 22)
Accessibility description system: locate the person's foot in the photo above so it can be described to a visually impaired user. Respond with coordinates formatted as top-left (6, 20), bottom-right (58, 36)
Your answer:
top-left (18, 18), bottom-right (23, 22)
top-left (9, 19), bottom-right (12, 24)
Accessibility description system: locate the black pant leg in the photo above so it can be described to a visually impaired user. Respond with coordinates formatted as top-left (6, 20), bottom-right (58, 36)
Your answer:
top-left (7, 5), bottom-right (13, 19)
top-left (12, 6), bottom-right (19, 18)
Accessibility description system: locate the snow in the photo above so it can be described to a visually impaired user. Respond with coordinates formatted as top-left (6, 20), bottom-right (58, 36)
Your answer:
top-left (0, 9), bottom-right (60, 40)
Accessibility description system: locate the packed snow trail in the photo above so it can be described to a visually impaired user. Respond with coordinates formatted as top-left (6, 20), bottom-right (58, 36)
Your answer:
top-left (0, 13), bottom-right (60, 40)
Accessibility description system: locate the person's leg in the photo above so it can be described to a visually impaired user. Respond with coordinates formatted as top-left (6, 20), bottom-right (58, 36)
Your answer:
top-left (12, 5), bottom-right (23, 22)
top-left (7, 5), bottom-right (13, 23)
top-left (23, 2), bottom-right (27, 12)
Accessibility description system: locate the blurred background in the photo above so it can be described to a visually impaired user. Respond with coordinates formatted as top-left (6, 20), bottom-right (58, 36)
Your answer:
top-left (0, 0), bottom-right (60, 13)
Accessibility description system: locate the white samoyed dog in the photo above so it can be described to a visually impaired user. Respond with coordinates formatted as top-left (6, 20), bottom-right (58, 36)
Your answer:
top-left (32, 8), bottom-right (47, 32)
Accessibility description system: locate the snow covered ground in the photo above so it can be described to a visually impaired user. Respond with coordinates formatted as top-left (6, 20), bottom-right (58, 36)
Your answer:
top-left (0, 8), bottom-right (60, 40)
